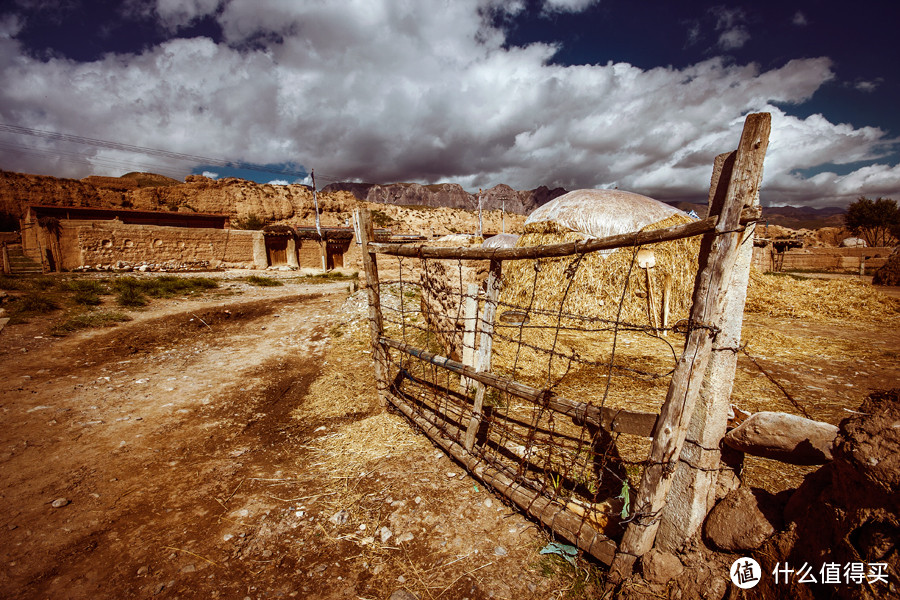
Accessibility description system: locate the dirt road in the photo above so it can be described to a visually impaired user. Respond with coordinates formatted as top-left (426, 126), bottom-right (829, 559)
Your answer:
top-left (0, 279), bottom-right (565, 600)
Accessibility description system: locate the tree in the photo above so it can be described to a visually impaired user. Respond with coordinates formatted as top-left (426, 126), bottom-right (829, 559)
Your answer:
top-left (844, 197), bottom-right (900, 247)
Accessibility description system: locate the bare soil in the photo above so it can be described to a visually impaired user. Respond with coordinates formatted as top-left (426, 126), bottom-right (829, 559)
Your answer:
top-left (0, 276), bottom-right (570, 600)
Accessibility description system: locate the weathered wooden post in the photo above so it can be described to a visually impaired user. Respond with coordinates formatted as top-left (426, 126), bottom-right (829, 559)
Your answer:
top-left (654, 146), bottom-right (763, 551)
top-left (358, 209), bottom-right (390, 405)
top-left (609, 113), bottom-right (770, 580)
top-left (460, 283), bottom-right (480, 390)
top-left (463, 259), bottom-right (501, 451)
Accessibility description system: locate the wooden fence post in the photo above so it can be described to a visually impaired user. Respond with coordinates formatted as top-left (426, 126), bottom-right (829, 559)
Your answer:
top-left (358, 209), bottom-right (390, 404)
top-left (464, 259), bottom-right (501, 451)
top-left (609, 113), bottom-right (770, 580)
top-left (655, 148), bottom-right (760, 551)
top-left (460, 283), bottom-right (480, 391)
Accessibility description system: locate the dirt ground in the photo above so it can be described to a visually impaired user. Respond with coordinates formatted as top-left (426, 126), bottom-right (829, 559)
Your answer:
top-left (0, 274), bottom-right (579, 600)
top-left (1, 271), bottom-right (898, 599)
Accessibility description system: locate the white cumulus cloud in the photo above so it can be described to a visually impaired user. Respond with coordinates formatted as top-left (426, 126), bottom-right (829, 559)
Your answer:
top-left (0, 0), bottom-right (896, 208)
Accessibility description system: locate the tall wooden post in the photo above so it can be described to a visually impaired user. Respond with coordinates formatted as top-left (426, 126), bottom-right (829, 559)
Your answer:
top-left (460, 283), bottom-right (480, 390)
top-left (358, 209), bottom-right (389, 405)
top-left (609, 113), bottom-right (770, 580)
top-left (464, 260), bottom-right (501, 451)
top-left (655, 149), bottom-right (760, 551)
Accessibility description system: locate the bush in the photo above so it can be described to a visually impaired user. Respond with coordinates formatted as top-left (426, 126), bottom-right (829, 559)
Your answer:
top-left (233, 213), bottom-right (268, 230)
top-left (246, 275), bottom-right (283, 287)
top-left (51, 311), bottom-right (132, 335)
top-left (72, 290), bottom-right (102, 306)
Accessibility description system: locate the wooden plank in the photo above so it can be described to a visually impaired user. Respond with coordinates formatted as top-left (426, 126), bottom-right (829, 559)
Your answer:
top-left (609, 112), bottom-right (771, 580)
top-left (358, 209), bottom-right (389, 404)
top-left (380, 336), bottom-right (659, 437)
top-left (459, 283), bottom-right (479, 390)
top-left (368, 207), bottom-right (760, 260)
top-left (464, 260), bottom-right (501, 451)
top-left (385, 386), bottom-right (618, 564)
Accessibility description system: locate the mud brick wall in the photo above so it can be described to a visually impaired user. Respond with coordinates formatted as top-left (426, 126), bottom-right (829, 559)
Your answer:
top-left (58, 221), bottom-right (258, 270)
top-left (752, 246), bottom-right (891, 273)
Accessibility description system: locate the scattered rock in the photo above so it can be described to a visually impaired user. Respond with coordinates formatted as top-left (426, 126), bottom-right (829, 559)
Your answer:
top-left (483, 498), bottom-right (493, 508)
top-left (397, 532), bottom-right (414, 543)
top-left (329, 509), bottom-right (349, 525)
top-left (641, 548), bottom-right (683, 584)
top-left (51, 498), bottom-right (70, 508)
top-left (493, 546), bottom-right (508, 556)
top-left (136, 565), bottom-right (149, 576)
top-left (703, 487), bottom-right (777, 551)
top-left (379, 526), bottom-right (393, 544)
top-left (180, 564), bottom-right (196, 573)
top-left (388, 590), bottom-right (418, 600)
top-left (446, 472), bottom-right (457, 478)
top-left (223, 534), bottom-right (234, 542)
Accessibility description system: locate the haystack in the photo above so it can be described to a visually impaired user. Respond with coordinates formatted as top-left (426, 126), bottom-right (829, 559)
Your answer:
top-left (493, 189), bottom-right (700, 392)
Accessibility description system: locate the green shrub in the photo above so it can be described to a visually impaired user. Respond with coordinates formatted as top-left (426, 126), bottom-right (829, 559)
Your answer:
top-left (72, 290), bottom-right (102, 306)
top-left (51, 311), bottom-right (132, 335)
top-left (246, 275), bottom-right (283, 287)
top-left (17, 292), bottom-right (59, 313)
top-left (116, 284), bottom-right (148, 307)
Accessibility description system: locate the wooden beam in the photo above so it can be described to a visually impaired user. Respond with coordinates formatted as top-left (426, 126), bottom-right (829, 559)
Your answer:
top-left (385, 387), bottom-right (618, 564)
top-left (609, 112), bottom-right (771, 580)
top-left (358, 209), bottom-right (389, 405)
top-left (367, 207), bottom-right (760, 261)
top-left (459, 283), bottom-right (479, 390)
top-left (380, 336), bottom-right (659, 437)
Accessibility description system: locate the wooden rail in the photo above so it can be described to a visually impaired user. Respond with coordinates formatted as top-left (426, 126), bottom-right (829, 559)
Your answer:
top-left (367, 207), bottom-right (760, 260)
top-left (380, 336), bottom-right (659, 437)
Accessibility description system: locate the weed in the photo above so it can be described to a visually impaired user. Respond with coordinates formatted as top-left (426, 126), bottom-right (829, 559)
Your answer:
top-left (246, 275), bottom-right (283, 287)
top-left (329, 323), bottom-right (345, 338)
top-left (64, 279), bottom-right (108, 294)
top-left (295, 272), bottom-right (357, 284)
top-left (51, 311), bottom-right (132, 335)
top-left (72, 290), bottom-right (102, 306)
top-left (112, 275), bottom-right (218, 300)
top-left (16, 292), bottom-right (59, 313)
top-left (115, 283), bottom-right (148, 307)
top-left (233, 213), bottom-right (268, 230)
top-left (0, 275), bottom-right (29, 291)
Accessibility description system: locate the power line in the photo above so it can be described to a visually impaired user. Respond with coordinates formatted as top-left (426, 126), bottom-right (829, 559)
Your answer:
top-left (0, 123), bottom-right (346, 182)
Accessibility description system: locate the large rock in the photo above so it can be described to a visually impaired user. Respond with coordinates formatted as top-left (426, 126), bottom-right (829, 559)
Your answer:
top-left (724, 411), bottom-right (838, 465)
top-left (703, 487), bottom-right (779, 551)
top-left (641, 548), bottom-right (684, 584)
top-left (748, 389), bottom-right (900, 600)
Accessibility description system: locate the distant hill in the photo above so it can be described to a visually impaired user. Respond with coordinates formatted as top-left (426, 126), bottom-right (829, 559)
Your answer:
top-left (665, 201), bottom-right (846, 229)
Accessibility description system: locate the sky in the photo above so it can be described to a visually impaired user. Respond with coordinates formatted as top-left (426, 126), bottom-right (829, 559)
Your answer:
top-left (0, 0), bottom-right (897, 208)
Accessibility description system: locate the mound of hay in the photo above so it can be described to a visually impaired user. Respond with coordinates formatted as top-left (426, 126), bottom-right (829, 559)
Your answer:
top-left (873, 246), bottom-right (900, 286)
top-left (746, 270), bottom-right (900, 322)
top-left (492, 189), bottom-right (699, 397)
top-left (499, 190), bottom-right (699, 330)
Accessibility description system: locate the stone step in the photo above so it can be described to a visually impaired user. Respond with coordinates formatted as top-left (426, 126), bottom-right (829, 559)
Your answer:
top-left (4, 244), bottom-right (44, 274)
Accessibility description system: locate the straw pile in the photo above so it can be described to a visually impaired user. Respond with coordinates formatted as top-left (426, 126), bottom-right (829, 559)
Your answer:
top-left (746, 270), bottom-right (900, 323)
top-left (499, 213), bottom-right (699, 328)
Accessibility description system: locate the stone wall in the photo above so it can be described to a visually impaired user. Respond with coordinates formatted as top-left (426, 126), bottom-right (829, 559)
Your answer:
top-left (57, 221), bottom-right (259, 270)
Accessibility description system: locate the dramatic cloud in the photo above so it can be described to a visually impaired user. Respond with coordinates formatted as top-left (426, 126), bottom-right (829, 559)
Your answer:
top-left (792, 11), bottom-right (808, 27)
top-left (0, 0), bottom-right (896, 208)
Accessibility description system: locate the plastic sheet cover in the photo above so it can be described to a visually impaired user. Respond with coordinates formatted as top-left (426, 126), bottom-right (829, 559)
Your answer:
top-left (525, 189), bottom-right (688, 239)
top-left (482, 233), bottom-right (520, 249)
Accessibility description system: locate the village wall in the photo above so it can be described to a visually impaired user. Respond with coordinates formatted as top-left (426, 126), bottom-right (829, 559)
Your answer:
top-left (752, 245), bottom-right (891, 273)
top-left (57, 221), bottom-right (258, 270)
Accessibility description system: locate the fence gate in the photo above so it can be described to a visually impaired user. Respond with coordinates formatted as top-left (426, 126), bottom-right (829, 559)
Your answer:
top-left (358, 113), bottom-right (770, 578)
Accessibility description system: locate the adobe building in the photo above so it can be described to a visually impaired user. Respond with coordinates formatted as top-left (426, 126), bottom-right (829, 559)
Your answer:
top-left (13, 205), bottom-right (378, 274)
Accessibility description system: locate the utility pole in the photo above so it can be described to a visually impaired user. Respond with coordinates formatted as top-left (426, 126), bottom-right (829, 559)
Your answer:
top-left (477, 188), bottom-right (483, 238)
top-left (311, 169), bottom-right (326, 270)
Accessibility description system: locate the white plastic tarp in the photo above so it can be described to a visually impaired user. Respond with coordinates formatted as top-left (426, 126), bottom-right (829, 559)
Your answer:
top-left (525, 189), bottom-right (687, 239)
top-left (482, 233), bottom-right (520, 249)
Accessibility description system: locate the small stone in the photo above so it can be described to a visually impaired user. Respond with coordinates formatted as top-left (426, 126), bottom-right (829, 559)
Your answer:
top-left (51, 498), bottom-right (70, 508)
top-left (152, 582), bottom-right (166, 595)
top-left (389, 590), bottom-right (418, 600)
top-left (641, 549), bottom-right (683, 584)
top-left (483, 499), bottom-right (493, 508)
top-left (379, 526), bottom-right (393, 543)
top-left (329, 509), bottom-right (349, 525)
top-left (181, 564), bottom-right (196, 573)
top-left (494, 546), bottom-right (508, 556)
top-left (446, 472), bottom-right (457, 478)
top-left (358, 524), bottom-right (367, 531)
top-left (397, 532), bottom-right (414, 543)
top-left (397, 575), bottom-right (406, 583)
top-left (137, 565), bottom-right (149, 576)
top-left (223, 534), bottom-right (234, 542)
top-left (361, 536), bottom-right (375, 545)
top-left (7, 524), bottom-right (17, 531)
top-left (414, 496), bottom-right (422, 504)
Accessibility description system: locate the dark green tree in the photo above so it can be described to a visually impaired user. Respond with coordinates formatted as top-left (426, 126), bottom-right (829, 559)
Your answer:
top-left (844, 197), bottom-right (899, 246)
